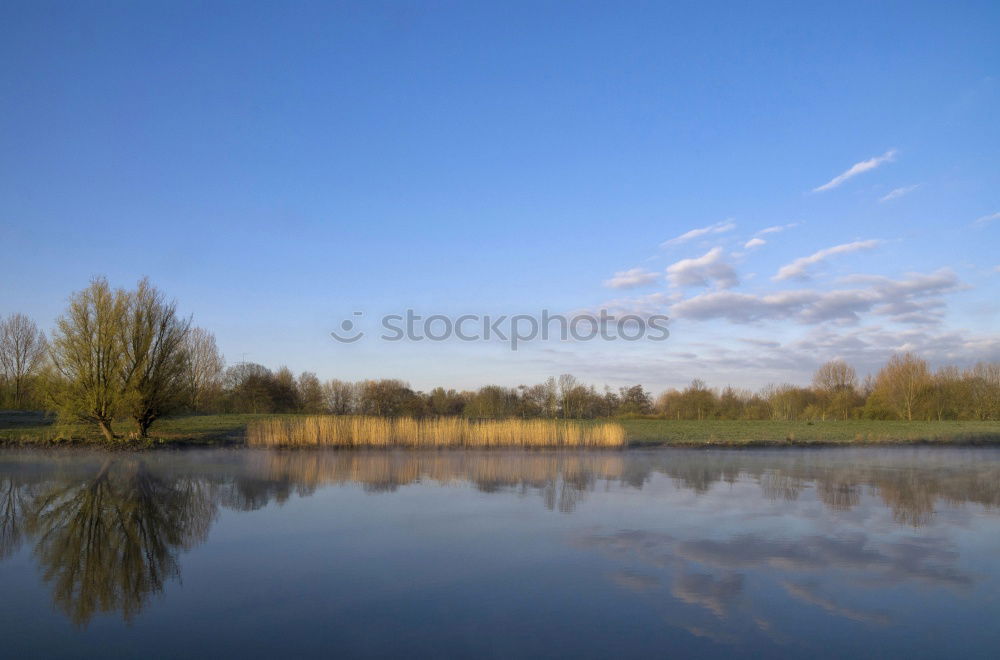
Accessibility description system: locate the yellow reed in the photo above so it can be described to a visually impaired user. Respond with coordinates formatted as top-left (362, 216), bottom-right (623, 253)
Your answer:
top-left (246, 416), bottom-right (627, 449)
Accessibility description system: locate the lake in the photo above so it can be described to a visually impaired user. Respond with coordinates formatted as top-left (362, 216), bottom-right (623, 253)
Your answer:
top-left (1, 447), bottom-right (999, 658)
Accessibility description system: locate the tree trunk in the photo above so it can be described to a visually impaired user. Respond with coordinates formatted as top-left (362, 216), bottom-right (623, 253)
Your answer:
top-left (97, 420), bottom-right (116, 442)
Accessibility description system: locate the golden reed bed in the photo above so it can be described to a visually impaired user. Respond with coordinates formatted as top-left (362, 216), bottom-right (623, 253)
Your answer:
top-left (246, 416), bottom-right (627, 448)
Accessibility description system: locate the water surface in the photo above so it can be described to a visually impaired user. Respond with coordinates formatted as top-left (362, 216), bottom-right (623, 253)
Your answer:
top-left (1, 447), bottom-right (999, 658)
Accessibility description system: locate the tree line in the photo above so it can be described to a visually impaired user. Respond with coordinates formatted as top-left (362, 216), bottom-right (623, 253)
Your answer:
top-left (656, 355), bottom-right (1000, 422)
top-left (1, 278), bottom-right (999, 440)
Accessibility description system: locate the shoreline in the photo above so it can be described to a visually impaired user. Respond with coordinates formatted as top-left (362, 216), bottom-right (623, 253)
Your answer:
top-left (4, 436), bottom-right (1000, 451)
top-left (4, 413), bottom-right (1000, 451)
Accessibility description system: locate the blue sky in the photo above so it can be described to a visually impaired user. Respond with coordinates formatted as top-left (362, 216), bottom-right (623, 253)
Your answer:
top-left (1, 1), bottom-right (998, 391)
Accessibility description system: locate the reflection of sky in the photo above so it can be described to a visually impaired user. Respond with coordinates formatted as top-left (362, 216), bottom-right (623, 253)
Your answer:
top-left (571, 467), bottom-right (1000, 656)
top-left (1, 448), bottom-right (1000, 657)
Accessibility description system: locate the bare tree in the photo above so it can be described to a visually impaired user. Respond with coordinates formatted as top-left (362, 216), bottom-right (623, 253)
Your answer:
top-left (812, 360), bottom-right (857, 393)
top-left (557, 374), bottom-right (578, 418)
top-left (965, 362), bottom-right (1000, 421)
top-left (183, 327), bottom-right (224, 412)
top-left (49, 278), bottom-right (130, 441)
top-left (357, 379), bottom-right (413, 417)
top-left (873, 353), bottom-right (930, 421)
top-left (121, 278), bottom-right (192, 437)
top-left (0, 313), bottom-right (48, 408)
top-left (323, 379), bottom-right (358, 415)
top-left (427, 386), bottom-right (465, 416)
top-left (813, 360), bottom-right (857, 420)
top-left (540, 377), bottom-right (559, 418)
top-left (297, 372), bottom-right (325, 413)
top-left (618, 384), bottom-right (653, 415)
top-left (682, 379), bottom-right (716, 420)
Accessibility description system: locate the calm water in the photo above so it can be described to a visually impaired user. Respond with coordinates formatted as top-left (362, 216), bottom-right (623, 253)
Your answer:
top-left (1, 448), bottom-right (999, 658)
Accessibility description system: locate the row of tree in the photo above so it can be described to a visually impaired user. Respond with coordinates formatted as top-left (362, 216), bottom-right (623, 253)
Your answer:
top-left (216, 369), bottom-right (656, 420)
top-left (212, 355), bottom-right (1000, 423)
top-left (2, 278), bottom-right (999, 440)
top-left (656, 355), bottom-right (1000, 422)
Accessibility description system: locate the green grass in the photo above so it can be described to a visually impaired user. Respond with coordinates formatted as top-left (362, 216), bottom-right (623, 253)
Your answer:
top-left (0, 411), bottom-right (278, 447)
top-left (0, 411), bottom-right (60, 443)
top-left (3, 411), bottom-right (1000, 448)
top-left (620, 418), bottom-right (1000, 446)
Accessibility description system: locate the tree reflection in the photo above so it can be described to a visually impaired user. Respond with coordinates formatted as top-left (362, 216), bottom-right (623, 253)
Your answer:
top-left (25, 459), bottom-right (214, 626)
top-left (0, 475), bottom-right (31, 559)
top-left (245, 449), bottom-right (1000, 522)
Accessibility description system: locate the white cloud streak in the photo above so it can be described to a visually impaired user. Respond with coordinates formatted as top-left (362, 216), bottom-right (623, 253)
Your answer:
top-left (813, 149), bottom-right (897, 193)
top-left (878, 184), bottom-right (919, 203)
top-left (603, 267), bottom-right (661, 289)
top-left (973, 212), bottom-right (1000, 227)
top-left (744, 238), bottom-right (766, 249)
top-left (661, 221), bottom-right (736, 247)
top-left (667, 247), bottom-right (739, 289)
top-left (758, 223), bottom-right (798, 235)
top-left (773, 240), bottom-right (881, 282)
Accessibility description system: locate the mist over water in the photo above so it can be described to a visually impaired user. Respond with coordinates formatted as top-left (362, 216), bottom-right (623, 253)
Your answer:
top-left (2, 447), bottom-right (999, 657)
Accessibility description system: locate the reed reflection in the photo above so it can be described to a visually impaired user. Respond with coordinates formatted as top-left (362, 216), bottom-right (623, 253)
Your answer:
top-left (250, 451), bottom-right (627, 512)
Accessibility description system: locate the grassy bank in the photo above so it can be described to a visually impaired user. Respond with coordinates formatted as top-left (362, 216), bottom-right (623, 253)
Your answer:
top-left (620, 418), bottom-right (1000, 446)
top-left (2, 411), bottom-right (1000, 448)
top-left (0, 411), bottom-right (266, 447)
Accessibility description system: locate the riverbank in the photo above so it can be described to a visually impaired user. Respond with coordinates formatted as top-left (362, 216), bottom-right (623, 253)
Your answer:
top-left (3, 411), bottom-right (1000, 449)
top-left (622, 418), bottom-right (1000, 446)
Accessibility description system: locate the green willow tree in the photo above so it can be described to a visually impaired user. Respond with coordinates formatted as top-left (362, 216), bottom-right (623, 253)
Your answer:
top-left (122, 278), bottom-right (191, 437)
top-left (49, 278), bottom-right (130, 442)
top-left (49, 277), bottom-right (191, 440)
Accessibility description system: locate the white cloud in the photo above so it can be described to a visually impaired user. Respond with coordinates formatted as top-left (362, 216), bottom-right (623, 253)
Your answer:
top-left (773, 240), bottom-right (881, 282)
top-left (973, 212), bottom-right (1000, 227)
top-left (667, 247), bottom-right (739, 289)
top-left (758, 223), bottom-right (798, 235)
top-left (670, 268), bottom-right (960, 325)
top-left (738, 223), bottom-right (796, 252)
top-left (603, 267), bottom-right (660, 289)
top-left (671, 290), bottom-right (817, 323)
top-left (812, 149), bottom-right (897, 193)
top-left (661, 220), bottom-right (736, 247)
top-left (596, 291), bottom-right (681, 318)
top-left (878, 184), bottom-right (920, 203)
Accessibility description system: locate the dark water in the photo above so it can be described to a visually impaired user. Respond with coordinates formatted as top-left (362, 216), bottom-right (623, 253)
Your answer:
top-left (1, 448), bottom-right (999, 658)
